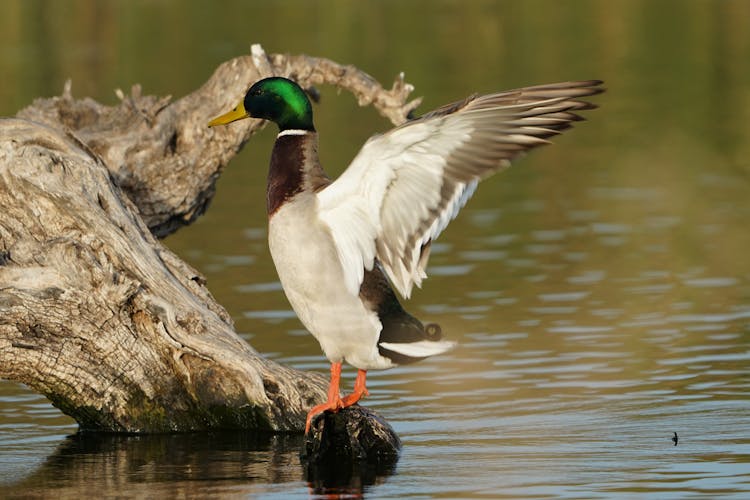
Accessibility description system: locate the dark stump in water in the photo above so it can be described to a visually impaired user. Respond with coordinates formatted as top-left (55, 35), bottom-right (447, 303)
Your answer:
top-left (301, 405), bottom-right (401, 492)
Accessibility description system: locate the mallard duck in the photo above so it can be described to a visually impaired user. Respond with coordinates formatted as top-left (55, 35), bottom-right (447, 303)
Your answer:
top-left (209, 76), bottom-right (602, 433)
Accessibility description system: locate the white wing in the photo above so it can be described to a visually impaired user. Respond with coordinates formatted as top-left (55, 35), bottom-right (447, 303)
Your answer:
top-left (316, 80), bottom-right (603, 298)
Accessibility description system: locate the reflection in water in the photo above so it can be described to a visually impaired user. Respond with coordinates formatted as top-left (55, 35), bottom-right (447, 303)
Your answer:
top-left (303, 455), bottom-right (398, 499)
top-left (2, 0), bottom-right (750, 497)
top-left (0, 431), bottom-right (398, 498)
top-left (6, 432), bottom-right (302, 495)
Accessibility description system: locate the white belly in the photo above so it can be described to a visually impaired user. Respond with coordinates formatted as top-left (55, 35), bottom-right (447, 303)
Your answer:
top-left (268, 195), bottom-right (392, 370)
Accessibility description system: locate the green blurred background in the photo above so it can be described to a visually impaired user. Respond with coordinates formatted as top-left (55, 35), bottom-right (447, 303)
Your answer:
top-left (2, 0), bottom-right (750, 497)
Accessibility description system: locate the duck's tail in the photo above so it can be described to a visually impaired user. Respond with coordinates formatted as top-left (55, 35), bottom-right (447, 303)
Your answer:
top-left (378, 322), bottom-right (456, 363)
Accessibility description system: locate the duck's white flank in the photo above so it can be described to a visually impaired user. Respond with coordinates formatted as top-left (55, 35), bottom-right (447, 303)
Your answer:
top-left (268, 194), bottom-right (394, 370)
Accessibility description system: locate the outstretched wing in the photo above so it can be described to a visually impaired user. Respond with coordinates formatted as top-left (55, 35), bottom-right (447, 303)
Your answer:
top-left (316, 80), bottom-right (603, 298)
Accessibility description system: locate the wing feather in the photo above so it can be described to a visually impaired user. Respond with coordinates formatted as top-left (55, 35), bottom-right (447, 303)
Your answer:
top-left (316, 80), bottom-right (603, 298)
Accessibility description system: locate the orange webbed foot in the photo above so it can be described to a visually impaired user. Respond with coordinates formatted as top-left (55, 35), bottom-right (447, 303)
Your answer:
top-left (305, 397), bottom-right (344, 434)
top-left (340, 369), bottom-right (369, 407)
top-left (305, 362), bottom-right (345, 434)
top-left (305, 366), bottom-right (370, 433)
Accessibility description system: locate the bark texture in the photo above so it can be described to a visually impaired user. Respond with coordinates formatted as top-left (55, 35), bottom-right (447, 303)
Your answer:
top-left (0, 44), bottom-right (419, 433)
top-left (302, 405), bottom-right (401, 463)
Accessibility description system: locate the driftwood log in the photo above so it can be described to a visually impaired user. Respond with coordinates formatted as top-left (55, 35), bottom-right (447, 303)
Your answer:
top-left (0, 42), bottom-right (418, 446)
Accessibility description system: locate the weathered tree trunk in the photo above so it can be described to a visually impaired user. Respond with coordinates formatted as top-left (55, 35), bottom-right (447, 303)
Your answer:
top-left (0, 44), bottom-right (420, 433)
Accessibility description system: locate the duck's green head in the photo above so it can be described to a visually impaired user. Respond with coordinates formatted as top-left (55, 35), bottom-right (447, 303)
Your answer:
top-left (209, 77), bottom-right (314, 131)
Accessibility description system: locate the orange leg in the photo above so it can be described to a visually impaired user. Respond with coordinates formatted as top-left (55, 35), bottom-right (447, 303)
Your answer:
top-left (341, 369), bottom-right (369, 407)
top-left (305, 362), bottom-right (344, 433)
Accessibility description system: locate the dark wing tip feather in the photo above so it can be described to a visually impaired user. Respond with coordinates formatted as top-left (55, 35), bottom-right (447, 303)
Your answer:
top-left (411, 80), bottom-right (604, 125)
top-left (440, 80), bottom-right (603, 175)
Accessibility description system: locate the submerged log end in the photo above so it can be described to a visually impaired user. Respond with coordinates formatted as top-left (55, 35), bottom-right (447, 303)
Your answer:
top-left (301, 405), bottom-right (401, 464)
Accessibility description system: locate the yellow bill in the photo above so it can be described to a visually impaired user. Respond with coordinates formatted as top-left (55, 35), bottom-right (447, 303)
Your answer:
top-left (208, 101), bottom-right (249, 127)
